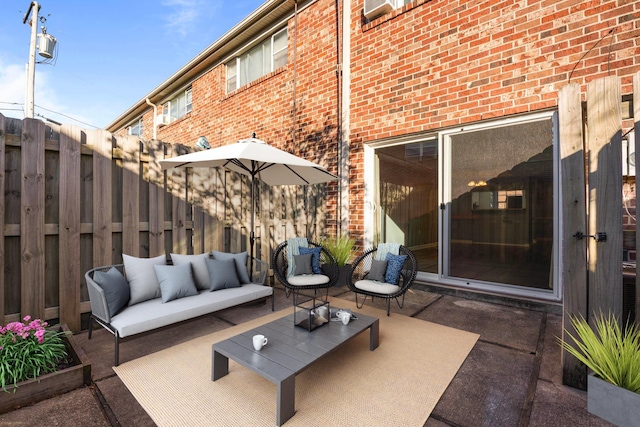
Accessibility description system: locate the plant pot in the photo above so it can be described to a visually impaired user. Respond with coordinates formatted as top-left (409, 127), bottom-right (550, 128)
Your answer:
top-left (588, 373), bottom-right (640, 426)
top-left (337, 264), bottom-right (352, 287)
top-left (0, 324), bottom-right (92, 414)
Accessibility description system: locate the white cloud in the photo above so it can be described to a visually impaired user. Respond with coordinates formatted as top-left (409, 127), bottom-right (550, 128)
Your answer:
top-left (0, 58), bottom-right (97, 127)
top-left (162, 0), bottom-right (203, 37)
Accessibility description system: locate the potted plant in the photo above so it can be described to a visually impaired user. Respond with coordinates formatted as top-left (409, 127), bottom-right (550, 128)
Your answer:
top-left (320, 235), bottom-right (355, 286)
top-left (0, 316), bottom-right (91, 413)
top-left (560, 312), bottom-right (640, 426)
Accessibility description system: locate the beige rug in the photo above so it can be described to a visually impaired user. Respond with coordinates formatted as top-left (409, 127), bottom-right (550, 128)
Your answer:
top-left (114, 297), bottom-right (479, 427)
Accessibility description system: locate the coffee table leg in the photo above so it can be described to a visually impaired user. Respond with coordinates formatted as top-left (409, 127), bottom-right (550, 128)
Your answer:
top-left (277, 374), bottom-right (295, 426)
top-left (211, 348), bottom-right (229, 381)
top-left (370, 319), bottom-right (380, 350)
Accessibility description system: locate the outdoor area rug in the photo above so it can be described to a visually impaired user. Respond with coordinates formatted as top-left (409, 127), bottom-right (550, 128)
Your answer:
top-left (113, 297), bottom-right (479, 426)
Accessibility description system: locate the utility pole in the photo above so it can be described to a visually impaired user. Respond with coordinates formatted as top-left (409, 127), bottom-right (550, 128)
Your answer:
top-left (23, 1), bottom-right (39, 119)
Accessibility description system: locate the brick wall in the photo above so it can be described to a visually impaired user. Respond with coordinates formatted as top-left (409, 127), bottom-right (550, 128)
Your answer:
top-left (348, 0), bottom-right (640, 238)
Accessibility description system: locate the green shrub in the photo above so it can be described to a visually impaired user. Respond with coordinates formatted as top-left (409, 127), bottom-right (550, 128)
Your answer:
top-left (559, 312), bottom-right (640, 393)
top-left (1, 316), bottom-right (69, 392)
top-left (321, 235), bottom-right (355, 267)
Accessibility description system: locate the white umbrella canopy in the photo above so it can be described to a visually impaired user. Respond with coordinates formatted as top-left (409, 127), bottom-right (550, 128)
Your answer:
top-left (159, 136), bottom-right (337, 279)
top-left (159, 137), bottom-right (337, 185)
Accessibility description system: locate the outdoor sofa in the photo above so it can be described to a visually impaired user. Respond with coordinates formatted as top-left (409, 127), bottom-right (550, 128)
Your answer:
top-left (85, 251), bottom-right (273, 366)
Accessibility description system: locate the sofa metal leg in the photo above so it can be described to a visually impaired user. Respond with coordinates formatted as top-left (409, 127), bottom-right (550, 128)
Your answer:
top-left (88, 315), bottom-right (94, 340)
top-left (115, 333), bottom-right (120, 367)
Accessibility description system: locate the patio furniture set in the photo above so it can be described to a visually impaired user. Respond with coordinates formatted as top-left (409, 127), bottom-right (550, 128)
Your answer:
top-left (85, 237), bottom-right (417, 423)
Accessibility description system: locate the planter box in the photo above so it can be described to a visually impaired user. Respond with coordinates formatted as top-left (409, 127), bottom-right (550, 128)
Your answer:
top-left (588, 374), bottom-right (640, 427)
top-left (0, 324), bottom-right (92, 414)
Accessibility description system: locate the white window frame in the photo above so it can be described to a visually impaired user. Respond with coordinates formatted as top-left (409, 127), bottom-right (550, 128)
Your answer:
top-left (226, 27), bottom-right (288, 93)
top-left (162, 87), bottom-right (192, 123)
top-left (127, 117), bottom-right (143, 136)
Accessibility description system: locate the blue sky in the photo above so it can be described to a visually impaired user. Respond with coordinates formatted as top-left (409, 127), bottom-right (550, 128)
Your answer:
top-left (0, 0), bottom-right (265, 128)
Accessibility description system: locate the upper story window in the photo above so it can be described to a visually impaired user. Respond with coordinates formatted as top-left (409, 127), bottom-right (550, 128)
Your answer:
top-left (127, 117), bottom-right (143, 136)
top-left (226, 27), bottom-right (288, 93)
top-left (162, 87), bottom-right (192, 123)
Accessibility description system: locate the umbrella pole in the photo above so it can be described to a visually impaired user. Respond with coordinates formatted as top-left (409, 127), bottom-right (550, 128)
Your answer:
top-left (249, 176), bottom-right (255, 281)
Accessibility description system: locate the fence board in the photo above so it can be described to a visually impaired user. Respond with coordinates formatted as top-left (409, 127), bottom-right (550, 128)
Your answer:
top-left (558, 82), bottom-right (588, 389)
top-left (91, 129), bottom-right (113, 267)
top-left (59, 125), bottom-right (82, 331)
top-left (148, 139), bottom-right (165, 257)
top-left (21, 118), bottom-right (46, 320)
top-left (171, 145), bottom-right (188, 253)
top-left (635, 71), bottom-right (640, 325)
top-left (122, 136), bottom-right (140, 256)
top-left (0, 115), bottom-right (4, 323)
top-left (587, 76), bottom-right (623, 321)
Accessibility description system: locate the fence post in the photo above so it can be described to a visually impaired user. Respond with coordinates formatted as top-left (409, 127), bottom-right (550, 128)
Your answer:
top-left (587, 76), bottom-right (623, 322)
top-left (21, 118), bottom-right (46, 320)
top-left (559, 82), bottom-right (589, 388)
top-left (59, 124), bottom-right (82, 331)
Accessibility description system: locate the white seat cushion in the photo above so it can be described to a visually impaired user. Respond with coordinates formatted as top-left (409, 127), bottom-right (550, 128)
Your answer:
top-left (354, 279), bottom-right (400, 295)
top-left (287, 274), bottom-right (330, 286)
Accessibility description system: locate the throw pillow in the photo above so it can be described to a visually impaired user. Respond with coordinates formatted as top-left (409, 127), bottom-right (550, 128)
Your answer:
top-left (293, 253), bottom-right (313, 275)
top-left (298, 246), bottom-right (322, 274)
top-left (154, 263), bottom-right (198, 303)
top-left (170, 252), bottom-right (210, 291)
top-left (211, 250), bottom-right (251, 284)
top-left (367, 259), bottom-right (388, 282)
top-left (206, 258), bottom-right (241, 291)
top-left (385, 253), bottom-right (407, 285)
top-left (92, 267), bottom-right (130, 317)
top-left (123, 254), bottom-right (167, 305)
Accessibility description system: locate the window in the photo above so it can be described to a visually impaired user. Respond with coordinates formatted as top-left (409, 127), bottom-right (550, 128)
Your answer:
top-left (226, 28), bottom-right (288, 93)
top-left (162, 87), bottom-right (192, 123)
top-left (127, 118), bottom-right (143, 136)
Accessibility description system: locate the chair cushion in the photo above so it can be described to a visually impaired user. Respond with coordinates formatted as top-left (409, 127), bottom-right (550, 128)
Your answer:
top-left (385, 253), bottom-right (407, 285)
top-left (93, 267), bottom-right (130, 317)
top-left (287, 274), bottom-right (330, 286)
top-left (293, 253), bottom-right (313, 275)
top-left (154, 263), bottom-right (199, 303)
top-left (367, 259), bottom-right (388, 282)
top-left (298, 247), bottom-right (322, 274)
top-left (355, 279), bottom-right (400, 295)
top-left (170, 252), bottom-right (210, 291)
top-left (123, 254), bottom-right (167, 305)
top-left (286, 237), bottom-right (308, 277)
top-left (211, 251), bottom-right (251, 284)
top-left (206, 258), bottom-right (241, 291)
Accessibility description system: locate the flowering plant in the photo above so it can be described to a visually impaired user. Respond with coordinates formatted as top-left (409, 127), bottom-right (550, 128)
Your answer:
top-left (1, 316), bottom-right (69, 392)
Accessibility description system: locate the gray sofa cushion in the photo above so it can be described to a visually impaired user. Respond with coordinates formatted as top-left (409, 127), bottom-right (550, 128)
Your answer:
top-left (206, 258), bottom-right (241, 291)
top-left (154, 263), bottom-right (199, 303)
top-left (170, 252), bottom-right (210, 291)
top-left (93, 267), bottom-right (130, 316)
top-left (211, 250), bottom-right (250, 284)
top-left (123, 254), bottom-right (167, 305)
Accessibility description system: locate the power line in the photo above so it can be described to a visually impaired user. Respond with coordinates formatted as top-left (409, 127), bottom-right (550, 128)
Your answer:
top-left (0, 101), bottom-right (99, 128)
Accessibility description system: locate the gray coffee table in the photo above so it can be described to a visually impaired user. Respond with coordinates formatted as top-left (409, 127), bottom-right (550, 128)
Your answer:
top-left (211, 310), bottom-right (379, 426)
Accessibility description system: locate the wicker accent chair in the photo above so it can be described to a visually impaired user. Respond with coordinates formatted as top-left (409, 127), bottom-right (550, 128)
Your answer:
top-left (347, 245), bottom-right (418, 315)
top-left (272, 240), bottom-right (339, 302)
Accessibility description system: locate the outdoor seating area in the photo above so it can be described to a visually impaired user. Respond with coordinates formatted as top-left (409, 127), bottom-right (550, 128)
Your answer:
top-left (0, 280), bottom-right (611, 426)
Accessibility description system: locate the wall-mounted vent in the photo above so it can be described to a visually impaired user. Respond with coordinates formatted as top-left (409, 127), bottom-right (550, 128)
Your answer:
top-left (364, 0), bottom-right (394, 20)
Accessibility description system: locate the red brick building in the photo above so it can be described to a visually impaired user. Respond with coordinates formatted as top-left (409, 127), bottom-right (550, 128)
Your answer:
top-left (108, 0), bottom-right (640, 303)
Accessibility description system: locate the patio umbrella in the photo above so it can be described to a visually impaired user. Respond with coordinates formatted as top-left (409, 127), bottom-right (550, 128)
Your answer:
top-left (159, 135), bottom-right (338, 279)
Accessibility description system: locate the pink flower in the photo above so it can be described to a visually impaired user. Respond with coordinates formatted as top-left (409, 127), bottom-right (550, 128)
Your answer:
top-left (23, 315), bottom-right (31, 322)
top-left (35, 329), bottom-right (46, 344)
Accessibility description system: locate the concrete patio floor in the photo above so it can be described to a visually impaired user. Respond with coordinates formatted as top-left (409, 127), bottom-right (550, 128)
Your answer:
top-left (0, 282), bottom-right (614, 426)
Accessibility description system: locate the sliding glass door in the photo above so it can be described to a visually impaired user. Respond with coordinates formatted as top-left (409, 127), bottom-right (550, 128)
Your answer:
top-left (374, 113), bottom-right (557, 297)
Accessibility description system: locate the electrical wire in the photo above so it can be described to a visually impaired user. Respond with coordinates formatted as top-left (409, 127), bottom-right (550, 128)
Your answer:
top-left (568, 28), bottom-right (615, 83)
top-left (0, 101), bottom-right (98, 128)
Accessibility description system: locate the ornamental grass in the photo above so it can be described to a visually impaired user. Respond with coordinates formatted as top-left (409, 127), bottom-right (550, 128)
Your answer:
top-left (560, 312), bottom-right (640, 393)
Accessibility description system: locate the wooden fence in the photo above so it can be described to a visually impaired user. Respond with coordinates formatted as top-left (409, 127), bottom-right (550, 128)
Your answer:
top-left (559, 71), bottom-right (640, 388)
top-left (0, 115), bottom-right (327, 332)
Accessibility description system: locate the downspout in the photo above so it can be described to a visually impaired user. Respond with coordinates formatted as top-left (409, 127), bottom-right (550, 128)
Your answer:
top-left (339, 0), bottom-right (351, 235)
top-left (292, 0), bottom-right (298, 147)
top-left (145, 98), bottom-right (158, 140)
